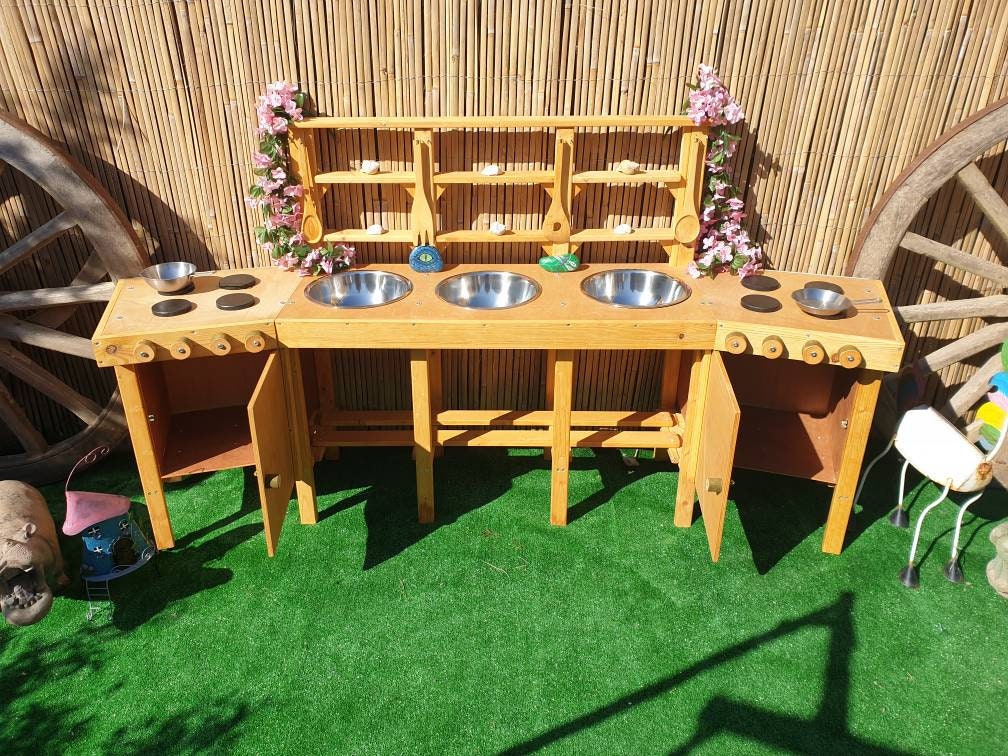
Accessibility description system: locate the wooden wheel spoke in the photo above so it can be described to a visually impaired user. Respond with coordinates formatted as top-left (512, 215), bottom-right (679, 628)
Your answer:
top-left (0, 282), bottom-right (115, 312)
top-left (917, 322), bottom-right (1008, 373)
top-left (0, 313), bottom-right (96, 359)
top-left (30, 250), bottom-right (110, 328)
top-left (0, 378), bottom-right (47, 454)
top-left (945, 352), bottom-right (1003, 417)
top-left (897, 294), bottom-right (1008, 323)
top-left (0, 211), bottom-right (76, 277)
top-left (0, 340), bottom-right (102, 424)
top-left (956, 162), bottom-right (1008, 248)
top-left (899, 232), bottom-right (1008, 286)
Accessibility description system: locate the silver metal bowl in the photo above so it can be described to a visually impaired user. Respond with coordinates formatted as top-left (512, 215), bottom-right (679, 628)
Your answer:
top-left (140, 261), bottom-right (196, 293)
top-left (436, 271), bottom-right (541, 310)
top-left (580, 269), bottom-right (690, 308)
top-left (304, 270), bottom-right (413, 308)
top-left (791, 288), bottom-right (881, 317)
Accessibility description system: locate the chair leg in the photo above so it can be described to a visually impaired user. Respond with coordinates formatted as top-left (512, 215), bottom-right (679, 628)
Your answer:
top-left (943, 490), bottom-right (985, 584)
top-left (889, 458), bottom-right (912, 528)
top-left (853, 435), bottom-right (895, 508)
top-left (900, 482), bottom-right (950, 589)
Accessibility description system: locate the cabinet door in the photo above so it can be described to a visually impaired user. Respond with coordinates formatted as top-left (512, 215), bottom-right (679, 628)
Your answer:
top-left (695, 351), bottom-right (740, 562)
top-left (247, 352), bottom-right (295, 556)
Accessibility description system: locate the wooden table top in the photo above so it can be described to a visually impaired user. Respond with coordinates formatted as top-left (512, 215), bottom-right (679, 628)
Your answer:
top-left (93, 264), bottom-right (904, 371)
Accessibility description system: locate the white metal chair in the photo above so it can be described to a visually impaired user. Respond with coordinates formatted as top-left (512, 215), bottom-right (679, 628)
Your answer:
top-left (854, 368), bottom-right (1007, 588)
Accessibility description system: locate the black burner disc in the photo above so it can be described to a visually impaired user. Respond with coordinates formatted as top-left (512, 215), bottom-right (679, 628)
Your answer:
top-left (805, 280), bottom-right (844, 294)
top-left (216, 292), bottom-right (256, 311)
top-left (219, 273), bottom-right (257, 290)
top-left (151, 299), bottom-right (193, 317)
top-left (741, 275), bottom-right (780, 292)
top-left (740, 294), bottom-right (781, 313)
top-left (159, 283), bottom-right (195, 296)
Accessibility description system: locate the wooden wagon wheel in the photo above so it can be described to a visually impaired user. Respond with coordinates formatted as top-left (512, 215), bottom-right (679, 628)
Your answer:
top-left (0, 111), bottom-right (149, 483)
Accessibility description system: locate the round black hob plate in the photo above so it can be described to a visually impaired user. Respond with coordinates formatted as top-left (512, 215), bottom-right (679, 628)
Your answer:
top-left (805, 280), bottom-right (843, 294)
top-left (741, 275), bottom-right (780, 292)
top-left (151, 299), bottom-right (193, 317)
top-left (740, 294), bottom-right (781, 313)
top-left (219, 273), bottom-right (257, 290)
top-left (216, 292), bottom-right (256, 311)
top-left (158, 283), bottom-right (195, 296)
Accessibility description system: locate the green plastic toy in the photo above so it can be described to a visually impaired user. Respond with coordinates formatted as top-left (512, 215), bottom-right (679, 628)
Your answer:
top-left (537, 253), bottom-right (580, 272)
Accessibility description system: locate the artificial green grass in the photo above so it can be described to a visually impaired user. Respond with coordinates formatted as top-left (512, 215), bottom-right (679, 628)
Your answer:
top-left (2, 446), bottom-right (1005, 755)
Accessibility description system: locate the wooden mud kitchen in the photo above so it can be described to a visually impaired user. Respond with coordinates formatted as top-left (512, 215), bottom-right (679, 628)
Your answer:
top-left (90, 117), bottom-right (905, 561)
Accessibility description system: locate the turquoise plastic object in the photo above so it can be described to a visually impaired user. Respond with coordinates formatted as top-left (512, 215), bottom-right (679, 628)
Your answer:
top-left (991, 372), bottom-right (1008, 397)
top-left (409, 244), bottom-right (443, 273)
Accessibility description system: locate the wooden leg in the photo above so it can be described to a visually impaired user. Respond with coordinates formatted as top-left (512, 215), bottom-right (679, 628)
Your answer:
top-left (114, 365), bottom-right (174, 549)
top-left (429, 349), bottom-right (444, 458)
top-left (823, 369), bottom-right (883, 554)
top-left (411, 349), bottom-right (436, 523)
top-left (544, 349), bottom-right (556, 461)
top-left (550, 350), bottom-right (574, 526)
top-left (658, 350), bottom-right (682, 461)
top-left (280, 347), bottom-right (317, 525)
top-left (674, 350), bottom-right (712, 527)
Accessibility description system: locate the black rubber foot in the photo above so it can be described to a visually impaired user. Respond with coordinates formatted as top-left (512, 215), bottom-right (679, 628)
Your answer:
top-left (943, 559), bottom-right (964, 584)
top-left (899, 564), bottom-right (920, 589)
top-left (888, 507), bottom-right (909, 528)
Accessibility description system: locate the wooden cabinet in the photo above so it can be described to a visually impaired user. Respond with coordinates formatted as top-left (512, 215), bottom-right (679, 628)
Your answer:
top-left (115, 351), bottom-right (295, 555)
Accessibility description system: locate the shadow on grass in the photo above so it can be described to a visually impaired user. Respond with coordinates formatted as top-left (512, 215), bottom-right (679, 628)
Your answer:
top-left (0, 623), bottom-right (252, 755)
top-left (313, 447), bottom-right (548, 569)
top-left (499, 593), bottom-right (910, 755)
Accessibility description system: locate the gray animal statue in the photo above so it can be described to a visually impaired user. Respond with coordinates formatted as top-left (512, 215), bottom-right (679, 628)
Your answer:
top-left (0, 480), bottom-right (67, 625)
top-left (988, 522), bottom-right (1008, 599)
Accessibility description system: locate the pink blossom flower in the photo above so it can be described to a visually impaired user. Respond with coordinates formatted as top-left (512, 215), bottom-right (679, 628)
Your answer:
top-left (283, 185), bottom-right (304, 198)
top-left (686, 261), bottom-right (702, 279)
top-left (252, 152), bottom-right (273, 168)
top-left (270, 167), bottom-right (286, 181)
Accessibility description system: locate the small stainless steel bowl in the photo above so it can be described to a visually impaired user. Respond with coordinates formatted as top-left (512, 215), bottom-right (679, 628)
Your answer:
top-left (791, 287), bottom-right (881, 317)
top-left (436, 271), bottom-right (541, 310)
top-left (140, 261), bottom-right (196, 293)
top-left (580, 269), bottom-right (691, 308)
top-left (304, 270), bottom-right (413, 308)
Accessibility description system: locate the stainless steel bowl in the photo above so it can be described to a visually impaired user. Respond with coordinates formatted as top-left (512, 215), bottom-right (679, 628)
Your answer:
top-left (436, 271), bottom-right (541, 310)
top-left (580, 269), bottom-right (691, 308)
top-left (140, 261), bottom-right (196, 293)
top-left (304, 270), bottom-right (413, 308)
top-left (791, 287), bottom-right (881, 317)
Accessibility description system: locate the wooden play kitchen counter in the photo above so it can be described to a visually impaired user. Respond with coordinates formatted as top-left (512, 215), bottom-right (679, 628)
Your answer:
top-left (92, 262), bottom-right (903, 561)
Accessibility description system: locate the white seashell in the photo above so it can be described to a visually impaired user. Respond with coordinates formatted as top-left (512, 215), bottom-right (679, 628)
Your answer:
top-left (613, 223), bottom-right (633, 235)
top-left (360, 160), bottom-right (380, 175)
top-left (366, 223), bottom-right (386, 235)
top-left (488, 221), bottom-right (508, 235)
top-left (480, 164), bottom-right (503, 176)
top-left (616, 160), bottom-right (641, 175)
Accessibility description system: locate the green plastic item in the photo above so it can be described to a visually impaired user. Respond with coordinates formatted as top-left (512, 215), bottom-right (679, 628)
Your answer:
top-left (537, 253), bottom-right (580, 272)
top-left (1001, 339), bottom-right (1008, 371)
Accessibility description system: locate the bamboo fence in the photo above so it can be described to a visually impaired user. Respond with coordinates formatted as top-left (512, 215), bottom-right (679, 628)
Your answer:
top-left (1, 0), bottom-right (1007, 439)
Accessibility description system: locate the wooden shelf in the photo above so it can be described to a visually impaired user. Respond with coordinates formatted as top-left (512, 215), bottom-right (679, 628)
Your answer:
top-left (433, 170), bottom-right (554, 185)
top-left (572, 169), bottom-right (683, 185)
top-left (315, 170), bottom-right (415, 184)
top-left (159, 406), bottom-right (254, 478)
top-left (436, 229), bottom-right (548, 244)
top-left (570, 227), bottom-right (677, 243)
top-left (733, 406), bottom-right (840, 484)
top-left (322, 229), bottom-right (415, 243)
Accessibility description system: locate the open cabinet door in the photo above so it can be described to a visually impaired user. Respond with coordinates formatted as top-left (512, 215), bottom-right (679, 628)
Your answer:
top-left (695, 351), bottom-right (740, 562)
top-left (248, 352), bottom-right (296, 556)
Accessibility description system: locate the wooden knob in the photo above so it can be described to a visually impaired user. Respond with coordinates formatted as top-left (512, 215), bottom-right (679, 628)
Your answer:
top-left (836, 345), bottom-right (863, 369)
top-left (802, 340), bottom-right (826, 365)
top-left (210, 333), bottom-right (232, 355)
top-left (170, 338), bottom-right (192, 360)
top-left (705, 477), bottom-right (723, 494)
top-left (244, 331), bottom-right (267, 353)
top-left (134, 340), bottom-right (156, 363)
top-left (761, 336), bottom-right (785, 359)
top-left (725, 332), bottom-right (749, 354)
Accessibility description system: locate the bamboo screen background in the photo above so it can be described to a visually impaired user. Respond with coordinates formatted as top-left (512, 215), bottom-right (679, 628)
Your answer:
top-left (1, 1), bottom-right (1007, 439)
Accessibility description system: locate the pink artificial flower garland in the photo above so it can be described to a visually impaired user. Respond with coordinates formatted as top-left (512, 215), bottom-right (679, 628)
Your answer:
top-left (684, 65), bottom-right (762, 279)
top-left (246, 81), bottom-right (354, 276)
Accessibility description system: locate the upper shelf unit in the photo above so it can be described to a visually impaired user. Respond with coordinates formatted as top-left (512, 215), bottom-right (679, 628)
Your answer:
top-left (287, 115), bottom-right (708, 266)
